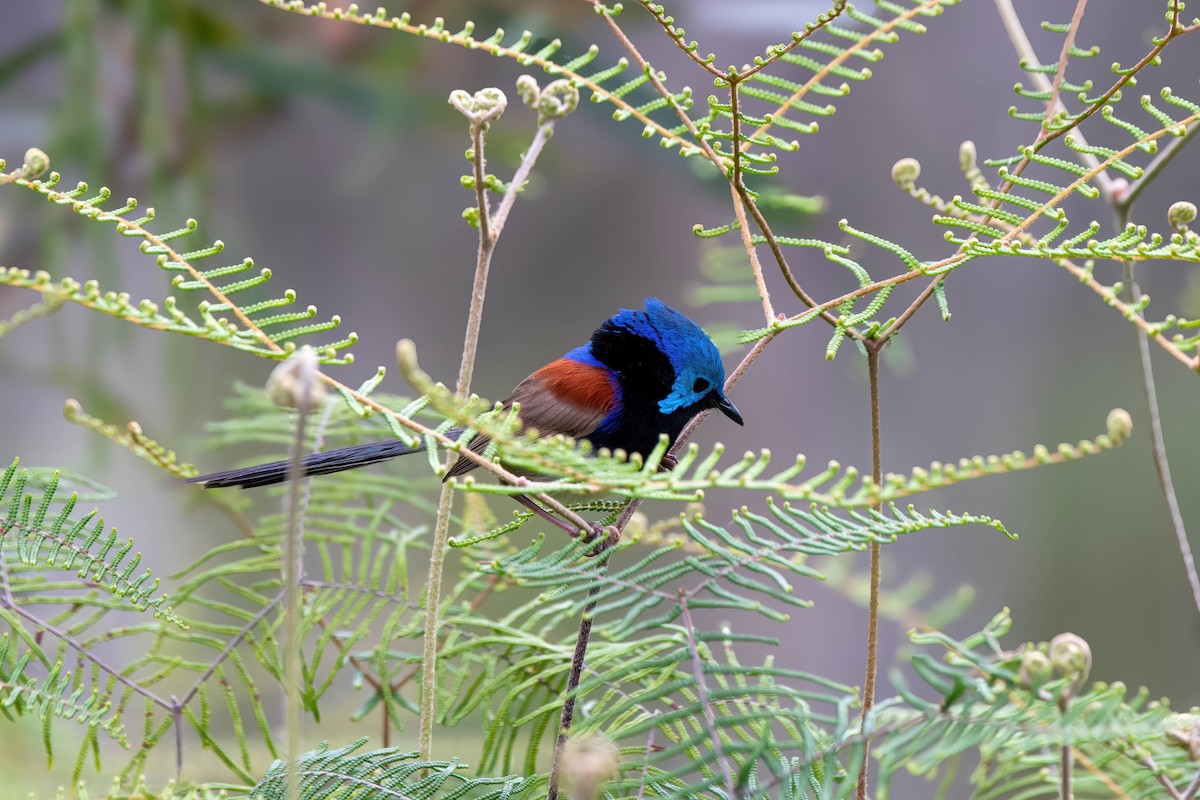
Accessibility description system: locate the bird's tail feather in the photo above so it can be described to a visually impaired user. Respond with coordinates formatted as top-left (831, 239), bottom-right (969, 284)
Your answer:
top-left (189, 438), bottom-right (428, 489)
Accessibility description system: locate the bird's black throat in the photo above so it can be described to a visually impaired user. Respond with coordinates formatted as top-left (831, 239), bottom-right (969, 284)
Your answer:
top-left (587, 320), bottom-right (705, 459)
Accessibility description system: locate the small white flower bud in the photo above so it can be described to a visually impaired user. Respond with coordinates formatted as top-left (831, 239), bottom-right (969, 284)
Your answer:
top-left (1018, 649), bottom-right (1053, 689)
top-left (1106, 408), bottom-right (1132, 442)
top-left (891, 157), bottom-right (921, 187)
top-left (448, 87), bottom-right (507, 125)
top-left (958, 140), bottom-right (977, 173)
top-left (560, 734), bottom-right (620, 800)
top-left (265, 345), bottom-right (326, 412)
top-left (537, 79), bottom-right (580, 123)
top-left (516, 74), bottom-right (540, 109)
top-left (1168, 201), bottom-right (1197, 231)
top-left (1106, 177), bottom-right (1130, 204)
top-left (22, 147), bottom-right (50, 179)
top-left (1049, 632), bottom-right (1091, 697)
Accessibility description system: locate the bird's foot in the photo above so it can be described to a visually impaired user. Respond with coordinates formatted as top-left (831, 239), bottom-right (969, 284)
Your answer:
top-left (581, 522), bottom-right (620, 557)
top-left (657, 453), bottom-right (679, 472)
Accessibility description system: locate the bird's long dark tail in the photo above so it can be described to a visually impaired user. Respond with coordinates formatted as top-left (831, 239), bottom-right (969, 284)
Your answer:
top-left (188, 438), bottom-right (429, 489)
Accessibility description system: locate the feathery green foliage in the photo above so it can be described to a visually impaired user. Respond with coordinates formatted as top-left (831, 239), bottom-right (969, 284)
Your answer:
top-left (2, 0), bottom-right (1198, 798)
top-left (0, 634), bottom-right (128, 750)
top-left (0, 458), bottom-right (179, 624)
top-left (250, 739), bottom-right (534, 799)
top-left (0, 158), bottom-right (356, 365)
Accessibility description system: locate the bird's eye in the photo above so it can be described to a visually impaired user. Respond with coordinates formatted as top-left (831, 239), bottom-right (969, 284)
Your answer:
top-left (692, 378), bottom-right (710, 393)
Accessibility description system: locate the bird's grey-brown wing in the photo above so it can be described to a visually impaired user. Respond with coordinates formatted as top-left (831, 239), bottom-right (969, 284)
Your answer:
top-left (443, 359), bottom-right (616, 480)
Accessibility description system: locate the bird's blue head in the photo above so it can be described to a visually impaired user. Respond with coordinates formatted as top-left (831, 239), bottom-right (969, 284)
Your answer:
top-left (583, 298), bottom-right (743, 425)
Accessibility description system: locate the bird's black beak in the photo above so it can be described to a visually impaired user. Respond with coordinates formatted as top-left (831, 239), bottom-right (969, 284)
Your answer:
top-left (712, 393), bottom-right (744, 426)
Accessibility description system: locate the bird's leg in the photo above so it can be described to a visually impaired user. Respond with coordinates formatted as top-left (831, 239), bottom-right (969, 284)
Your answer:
top-left (512, 494), bottom-right (619, 556)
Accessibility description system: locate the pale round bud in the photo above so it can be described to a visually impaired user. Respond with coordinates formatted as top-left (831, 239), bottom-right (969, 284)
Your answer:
top-left (1049, 632), bottom-right (1091, 694)
top-left (537, 79), bottom-right (580, 122)
top-left (958, 140), bottom-right (977, 172)
top-left (1163, 712), bottom-right (1200, 757)
top-left (1168, 201), bottom-right (1197, 231)
top-left (891, 157), bottom-right (921, 187)
top-left (22, 147), bottom-right (50, 179)
top-left (1018, 649), bottom-right (1053, 689)
top-left (516, 74), bottom-right (540, 108)
top-left (265, 345), bottom-right (326, 411)
top-left (448, 87), bottom-right (508, 125)
top-left (560, 734), bottom-right (620, 800)
top-left (1106, 408), bottom-right (1133, 442)
top-left (1106, 178), bottom-right (1130, 204)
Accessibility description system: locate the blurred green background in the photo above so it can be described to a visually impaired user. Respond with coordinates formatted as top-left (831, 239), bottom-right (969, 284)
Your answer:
top-left (1, 0), bottom-right (1198, 795)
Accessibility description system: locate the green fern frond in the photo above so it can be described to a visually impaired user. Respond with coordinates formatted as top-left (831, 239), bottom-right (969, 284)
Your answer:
top-left (733, 0), bottom-right (961, 155)
top-left (63, 400), bottom-right (197, 480)
top-left (0, 169), bottom-right (356, 364)
top-left (0, 459), bottom-right (180, 625)
top-left (473, 501), bottom-right (1005, 632)
top-left (868, 610), bottom-right (1197, 800)
top-left (0, 292), bottom-right (67, 337)
top-left (0, 635), bottom-right (128, 750)
top-left (250, 738), bottom-right (535, 800)
top-left (260, 0), bottom-right (717, 163)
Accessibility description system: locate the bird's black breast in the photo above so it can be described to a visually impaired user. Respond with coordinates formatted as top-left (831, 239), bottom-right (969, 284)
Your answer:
top-left (587, 320), bottom-right (697, 457)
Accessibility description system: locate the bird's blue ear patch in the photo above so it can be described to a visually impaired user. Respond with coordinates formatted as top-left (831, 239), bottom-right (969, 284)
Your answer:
top-left (625, 298), bottom-right (728, 415)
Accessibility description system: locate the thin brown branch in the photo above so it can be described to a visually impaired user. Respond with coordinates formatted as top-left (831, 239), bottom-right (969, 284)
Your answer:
top-left (856, 339), bottom-right (884, 800)
top-left (739, 188), bottom-right (854, 334)
top-left (1110, 107), bottom-right (1200, 615)
top-left (1116, 118), bottom-right (1200, 214)
top-left (1039, 0), bottom-right (1090, 147)
top-left (180, 591), bottom-right (284, 707)
top-left (594, 0), bottom-right (850, 333)
top-left (421, 98), bottom-right (557, 761)
top-left (1183, 766), bottom-right (1200, 800)
top-left (640, 1), bottom-right (724, 78)
top-left (546, 572), bottom-right (604, 800)
top-left (679, 598), bottom-right (737, 797)
top-left (1060, 741), bottom-right (1073, 800)
top-left (729, 183), bottom-right (776, 323)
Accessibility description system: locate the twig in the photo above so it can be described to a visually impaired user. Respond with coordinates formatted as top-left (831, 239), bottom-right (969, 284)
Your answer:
top-left (991, 0), bottom-right (1104, 179)
top-left (1123, 262), bottom-right (1200, 617)
top-left (281, 349), bottom-right (321, 800)
top-left (421, 88), bottom-right (560, 762)
top-left (856, 339), bottom-right (884, 800)
top-left (1060, 742), bottom-right (1072, 800)
top-left (180, 591), bottom-right (284, 706)
top-left (634, 718), bottom-right (658, 800)
top-left (546, 570), bottom-right (606, 800)
top-left (1110, 133), bottom-right (1200, 620)
top-left (679, 598), bottom-right (737, 797)
top-left (728, 159), bottom-right (775, 320)
top-left (5, 602), bottom-right (169, 707)
top-left (1183, 765), bottom-right (1200, 800)
top-left (1040, 0), bottom-right (1091, 153)
top-left (1115, 120), bottom-right (1200, 215)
